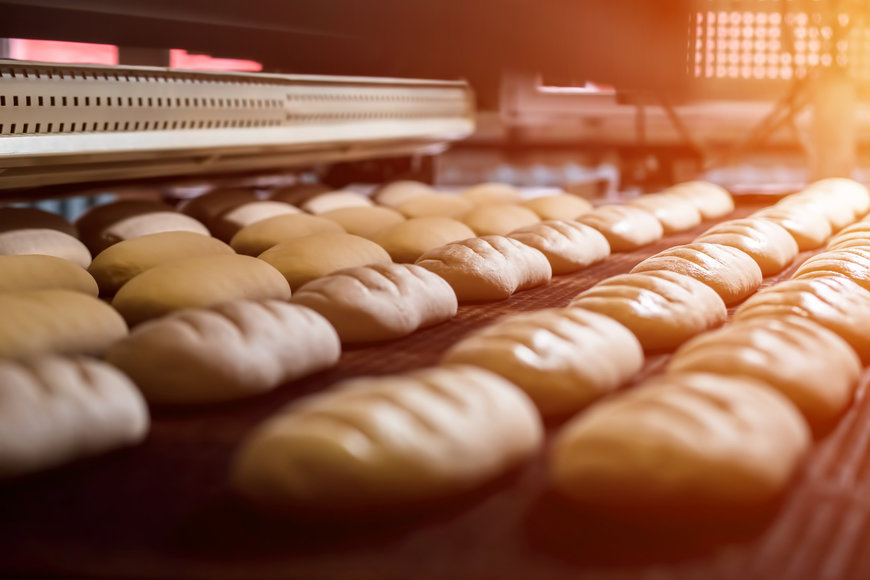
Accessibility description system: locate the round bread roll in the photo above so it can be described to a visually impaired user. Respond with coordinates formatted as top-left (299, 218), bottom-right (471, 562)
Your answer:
top-left (792, 246), bottom-right (870, 293)
top-left (777, 191), bottom-right (854, 232)
top-left (230, 213), bottom-right (344, 256)
top-left (461, 204), bottom-right (541, 236)
top-left (416, 235), bottom-right (552, 302)
top-left (0, 255), bottom-right (97, 296)
top-left (0, 290), bottom-right (127, 359)
top-left (0, 229), bottom-right (91, 268)
top-left (88, 231), bottom-right (235, 296)
top-left (300, 191), bottom-right (373, 214)
top-left (231, 365), bottom-right (543, 511)
top-left (112, 254), bottom-right (291, 326)
top-left (666, 181), bottom-right (734, 219)
top-left (693, 217), bottom-right (799, 277)
top-left (462, 182), bottom-right (522, 205)
top-left (733, 275), bottom-right (870, 362)
top-left (319, 206), bottom-right (405, 239)
top-left (826, 220), bottom-right (870, 251)
top-left (628, 193), bottom-right (703, 233)
top-left (571, 270), bottom-right (726, 352)
top-left (292, 263), bottom-right (457, 343)
top-left (178, 188), bottom-right (259, 225)
top-left (631, 242), bottom-right (762, 306)
top-left (269, 183), bottom-right (332, 206)
top-left (669, 316), bottom-right (860, 431)
top-left (509, 220), bottom-right (610, 275)
top-left (520, 194), bottom-right (593, 221)
top-left (443, 308), bottom-right (643, 416)
top-left (549, 372), bottom-right (810, 518)
top-left (75, 200), bottom-right (174, 253)
top-left (0, 207), bottom-right (77, 237)
top-left (372, 180), bottom-right (434, 207)
top-left (395, 193), bottom-right (474, 219)
top-left (107, 300), bottom-right (340, 405)
top-left (373, 217), bottom-right (475, 263)
top-left (576, 205), bottom-right (664, 252)
top-left (209, 201), bottom-right (300, 242)
top-left (751, 205), bottom-right (832, 251)
top-left (98, 212), bottom-right (210, 252)
top-left (803, 177), bottom-right (870, 218)
top-left (258, 233), bottom-right (392, 290)
top-left (0, 356), bottom-right (148, 480)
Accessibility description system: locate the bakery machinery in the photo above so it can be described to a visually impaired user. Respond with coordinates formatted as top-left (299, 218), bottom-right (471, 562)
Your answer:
top-left (3, 2), bottom-right (870, 580)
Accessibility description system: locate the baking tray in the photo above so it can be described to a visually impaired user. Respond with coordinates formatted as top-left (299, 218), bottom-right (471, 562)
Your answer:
top-left (1, 201), bottom-right (866, 580)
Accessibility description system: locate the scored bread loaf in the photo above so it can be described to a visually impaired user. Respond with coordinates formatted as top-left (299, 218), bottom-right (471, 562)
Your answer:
top-left (693, 217), bottom-right (799, 277)
top-left (576, 205), bottom-right (664, 251)
top-left (508, 220), bottom-right (610, 275)
top-left (628, 193), bottom-right (702, 233)
top-left (665, 181), bottom-right (734, 219)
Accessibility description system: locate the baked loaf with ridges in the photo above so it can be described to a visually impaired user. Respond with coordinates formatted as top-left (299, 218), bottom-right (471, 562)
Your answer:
top-left (301, 191), bottom-right (373, 214)
top-left (443, 308), bottom-right (643, 416)
top-left (693, 217), bottom-right (799, 276)
top-left (373, 217), bottom-right (476, 263)
top-left (231, 365), bottom-right (543, 511)
top-left (576, 205), bottom-right (664, 251)
top-left (669, 316), bottom-right (861, 432)
top-left (372, 180), bottom-right (434, 207)
top-left (319, 206), bottom-right (406, 240)
top-left (461, 182), bottom-right (522, 206)
top-left (0, 356), bottom-right (149, 479)
top-left (570, 270), bottom-right (726, 352)
top-left (178, 188), bottom-right (259, 225)
top-left (825, 219), bottom-right (870, 251)
top-left (75, 200), bottom-right (175, 253)
top-left (549, 372), bottom-right (810, 518)
top-left (99, 212), bottom-right (210, 252)
top-left (395, 193), bottom-right (474, 219)
top-left (258, 233), bottom-right (392, 291)
top-left (628, 192), bottom-right (703, 233)
top-left (792, 246), bottom-right (870, 292)
top-left (107, 300), bottom-right (340, 405)
top-left (230, 213), bottom-right (344, 256)
top-left (0, 290), bottom-right (127, 359)
top-left (461, 204), bottom-right (541, 236)
top-left (416, 235), bottom-right (552, 302)
top-left (776, 190), bottom-right (855, 232)
top-left (803, 177), bottom-right (870, 218)
top-left (631, 242), bottom-right (762, 306)
top-left (0, 229), bottom-right (91, 268)
top-left (112, 254), bottom-right (291, 326)
top-left (291, 263), bottom-right (457, 343)
top-left (751, 205), bottom-right (832, 251)
top-left (665, 181), bottom-right (734, 219)
top-left (508, 220), bottom-right (610, 275)
top-left (208, 201), bottom-right (300, 242)
top-left (0, 254), bottom-right (98, 296)
top-left (0, 207), bottom-right (77, 237)
top-left (733, 275), bottom-right (870, 362)
top-left (88, 231), bottom-right (234, 295)
top-left (519, 194), bottom-right (593, 220)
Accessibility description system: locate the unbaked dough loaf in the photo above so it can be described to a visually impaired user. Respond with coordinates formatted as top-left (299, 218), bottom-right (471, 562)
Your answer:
top-left (826, 220), bottom-right (870, 251)
top-left (666, 181), bottom-right (734, 219)
top-left (319, 206), bottom-right (406, 239)
top-left (549, 372), bottom-right (810, 517)
top-left (693, 217), bottom-right (799, 276)
top-left (88, 231), bottom-right (235, 295)
top-left (292, 263), bottom-right (457, 343)
top-left (751, 205), bottom-right (832, 251)
top-left (461, 204), bottom-right (541, 236)
top-left (178, 188), bottom-right (259, 225)
top-left (75, 200), bottom-right (174, 253)
top-left (230, 213), bottom-right (344, 256)
top-left (0, 290), bottom-right (127, 359)
top-left (231, 365), bottom-right (543, 511)
top-left (373, 217), bottom-right (476, 263)
top-left (462, 182), bottom-right (522, 206)
top-left (520, 194), bottom-right (593, 220)
top-left (269, 183), bottom-right (332, 206)
top-left (98, 212), bottom-right (210, 252)
top-left (416, 235), bottom-right (552, 302)
top-left (209, 201), bottom-right (300, 242)
top-left (508, 220), bottom-right (610, 275)
top-left (301, 191), bottom-right (373, 214)
top-left (258, 232), bottom-right (392, 290)
top-left (733, 275), bottom-right (870, 362)
top-left (107, 300), bottom-right (340, 405)
top-left (669, 316), bottom-right (860, 431)
top-left (576, 205), bottom-right (664, 251)
top-left (395, 193), bottom-right (474, 219)
top-left (803, 177), bottom-right (870, 218)
top-left (372, 180), bottom-right (435, 207)
top-left (777, 190), bottom-right (855, 232)
top-left (628, 193), bottom-right (703, 233)
top-left (0, 229), bottom-right (91, 268)
top-left (112, 254), bottom-right (291, 326)
top-left (631, 242), bottom-right (762, 305)
top-left (0, 255), bottom-right (97, 296)
top-left (443, 308), bottom-right (643, 416)
top-left (0, 356), bottom-right (148, 479)
top-left (571, 270), bottom-right (726, 351)
top-left (792, 246), bottom-right (870, 293)
top-left (0, 207), bottom-right (77, 237)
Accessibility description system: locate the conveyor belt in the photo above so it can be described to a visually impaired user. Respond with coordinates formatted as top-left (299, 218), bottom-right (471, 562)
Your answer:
top-left (1, 200), bottom-right (865, 580)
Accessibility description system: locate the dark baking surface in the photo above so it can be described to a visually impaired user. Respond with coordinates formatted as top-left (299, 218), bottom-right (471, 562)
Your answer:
top-left (1, 201), bottom-right (866, 580)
